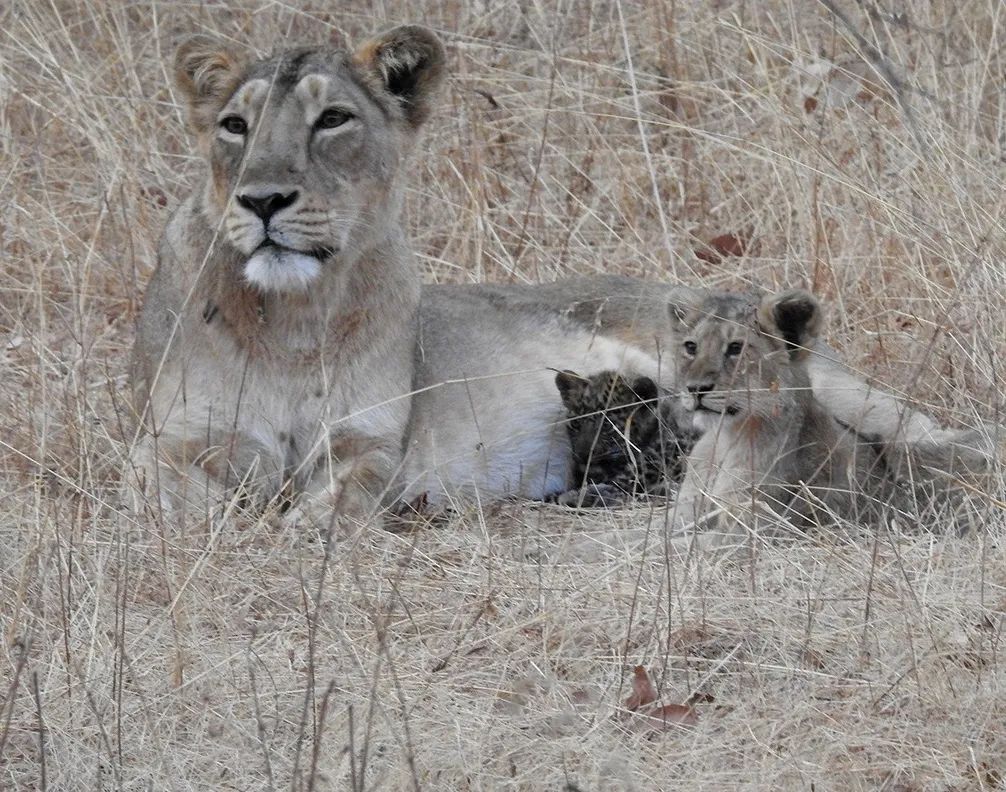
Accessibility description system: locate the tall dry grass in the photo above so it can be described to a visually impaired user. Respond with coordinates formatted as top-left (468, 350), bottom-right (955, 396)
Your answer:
top-left (2, 0), bottom-right (1006, 789)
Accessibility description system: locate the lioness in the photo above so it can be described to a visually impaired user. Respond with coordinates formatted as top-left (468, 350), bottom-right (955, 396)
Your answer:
top-left (130, 26), bottom-right (444, 524)
top-left (129, 26), bottom-right (992, 526)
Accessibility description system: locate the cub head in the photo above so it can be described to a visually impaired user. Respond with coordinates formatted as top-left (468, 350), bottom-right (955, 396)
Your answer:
top-left (174, 26), bottom-right (446, 292)
top-left (676, 289), bottom-right (822, 430)
top-left (555, 370), bottom-right (661, 486)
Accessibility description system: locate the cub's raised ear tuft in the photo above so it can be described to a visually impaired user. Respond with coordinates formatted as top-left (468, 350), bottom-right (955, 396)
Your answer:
top-left (174, 35), bottom-right (246, 133)
top-left (758, 289), bottom-right (822, 358)
top-left (353, 25), bottom-right (446, 127)
top-left (555, 370), bottom-right (587, 408)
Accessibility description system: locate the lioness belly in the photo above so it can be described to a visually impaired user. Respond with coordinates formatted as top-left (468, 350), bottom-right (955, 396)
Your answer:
top-left (403, 335), bottom-right (665, 502)
top-left (400, 282), bottom-right (677, 503)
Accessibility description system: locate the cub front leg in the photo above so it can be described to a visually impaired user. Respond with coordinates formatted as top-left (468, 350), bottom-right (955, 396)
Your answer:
top-left (285, 434), bottom-right (401, 534)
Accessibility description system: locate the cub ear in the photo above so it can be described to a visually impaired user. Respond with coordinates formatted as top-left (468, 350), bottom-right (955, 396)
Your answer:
top-left (555, 370), bottom-right (587, 408)
top-left (174, 35), bottom-right (247, 133)
top-left (758, 289), bottom-right (822, 358)
top-left (631, 376), bottom-right (659, 403)
top-left (667, 287), bottom-right (704, 328)
top-left (353, 25), bottom-right (446, 128)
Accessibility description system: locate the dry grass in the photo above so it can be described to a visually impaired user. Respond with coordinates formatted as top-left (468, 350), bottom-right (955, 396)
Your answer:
top-left (3, 0), bottom-right (1006, 789)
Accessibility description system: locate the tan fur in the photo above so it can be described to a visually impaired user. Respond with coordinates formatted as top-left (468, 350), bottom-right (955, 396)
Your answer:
top-left (399, 280), bottom-right (994, 508)
top-left (399, 278), bottom-right (705, 503)
top-left (670, 289), bottom-right (945, 552)
top-left (174, 36), bottom-right (247, 134)
top-left (131, 30), bottom-right (993, 528)
top-left (129, 27), bottom-right (446, 528)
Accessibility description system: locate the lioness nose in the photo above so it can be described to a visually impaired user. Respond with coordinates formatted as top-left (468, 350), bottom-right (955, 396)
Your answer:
top-left (237, 191), bottom-right (299, 223)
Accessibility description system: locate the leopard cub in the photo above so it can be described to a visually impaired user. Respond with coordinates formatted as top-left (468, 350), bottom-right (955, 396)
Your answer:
top-left (553, 370), bottom-right (697, 507)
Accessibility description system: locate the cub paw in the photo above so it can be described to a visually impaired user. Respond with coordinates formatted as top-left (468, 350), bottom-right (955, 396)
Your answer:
top-left (552, 482), bottom-right (628, 509)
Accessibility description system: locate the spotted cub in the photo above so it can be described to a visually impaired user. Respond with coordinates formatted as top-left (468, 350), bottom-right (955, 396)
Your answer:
top-left (553, 370), bottom-right (698, 507)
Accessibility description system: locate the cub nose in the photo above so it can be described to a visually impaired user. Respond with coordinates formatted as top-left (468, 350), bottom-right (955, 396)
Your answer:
top-left (237, 191), bottom-right (299, 223)
top-left (687, 382), bottom-right (714, 395)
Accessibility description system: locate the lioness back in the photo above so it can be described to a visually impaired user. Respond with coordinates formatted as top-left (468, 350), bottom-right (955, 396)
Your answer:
top-left (399, 278), bottom-right (704, 504)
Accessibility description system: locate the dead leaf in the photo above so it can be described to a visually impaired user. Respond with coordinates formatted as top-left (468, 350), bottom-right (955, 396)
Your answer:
top-left (695, 231), bottom-right (755, 264)
top-left (636, 703), bottom-right (699, 731)
top-left (624, 665), bottom-right (658, 710)
top-left (622, 666), bottom-right (699, 734)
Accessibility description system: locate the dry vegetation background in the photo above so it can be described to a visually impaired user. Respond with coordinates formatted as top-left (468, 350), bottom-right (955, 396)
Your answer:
top-left (3, 0), bottom-right (1006, 789)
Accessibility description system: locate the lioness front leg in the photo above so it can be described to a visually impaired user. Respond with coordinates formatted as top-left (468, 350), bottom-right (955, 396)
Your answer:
top-left (126, 428), bottom-right (285, 523)
top-left (285, 435), bottom-right (400, 534)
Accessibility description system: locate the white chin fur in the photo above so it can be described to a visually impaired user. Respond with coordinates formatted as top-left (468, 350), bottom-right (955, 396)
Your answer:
top-left (243, 248), bottom-right (321, 293)
top-left (692, 411), bottom-right (724, 433)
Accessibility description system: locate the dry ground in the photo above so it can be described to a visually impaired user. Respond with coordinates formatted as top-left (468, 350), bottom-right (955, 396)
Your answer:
top-left (3, 0), bottom-right (1006, 789)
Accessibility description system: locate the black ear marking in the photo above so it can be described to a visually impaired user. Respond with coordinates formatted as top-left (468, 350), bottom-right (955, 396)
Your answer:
top-left (385, 56), bottom-right (422, 100)
top-left (353, 25), bottom-right (446, 128)
top-left (774, 299), bottom-right (814, 349)
top-left (761, 289), bottom-right (822, 356)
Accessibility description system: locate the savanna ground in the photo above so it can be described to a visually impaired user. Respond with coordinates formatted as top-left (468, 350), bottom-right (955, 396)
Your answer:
top-left (3, 0), bottom-right (1006, 789)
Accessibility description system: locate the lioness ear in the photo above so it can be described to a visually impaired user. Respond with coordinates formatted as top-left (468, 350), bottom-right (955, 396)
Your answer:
top-left (353, 25), bottom-right (446, 127)
top-left (555, 370), bottom-right (587, 408)
top-left (758, 289), bottom-right (822, 358)
top-left (174, 35), bottom-right (246, 133)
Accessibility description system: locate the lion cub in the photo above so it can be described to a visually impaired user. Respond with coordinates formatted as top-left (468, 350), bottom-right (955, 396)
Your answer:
top-left (672, 288), bottom-right (896, 546)
top-left (553, 370), bottom-right (698, 506)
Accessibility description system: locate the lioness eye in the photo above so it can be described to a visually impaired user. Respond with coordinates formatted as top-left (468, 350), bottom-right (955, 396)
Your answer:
top-left (726, 341), bottom-right (744, 357)
top-left (315, 108), bottom-right (354, 130)
top-left (220, 115), bottom-right (248, 135)
top-left (683, 340), bottom-right (697, 356)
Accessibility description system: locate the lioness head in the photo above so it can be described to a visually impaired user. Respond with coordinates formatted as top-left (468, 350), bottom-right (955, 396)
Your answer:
top-left (174, 26), bottom-right (445, 292)
top-left (676, 289), bottom-right (822, 431)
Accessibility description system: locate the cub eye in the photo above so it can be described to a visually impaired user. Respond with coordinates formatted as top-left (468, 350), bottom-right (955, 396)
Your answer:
top-left (220, 115), bottom-right (248, 136)
top-left (315, 108), bottom-right (354, 130)
top-left (726, 341), bottom-right (745, 357)
top-left (683, 340), bottom-right (697, 356)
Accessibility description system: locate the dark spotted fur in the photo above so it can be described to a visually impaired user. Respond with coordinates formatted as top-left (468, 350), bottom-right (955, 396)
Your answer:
top-left (553, 370), bottom-right (698, 507)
